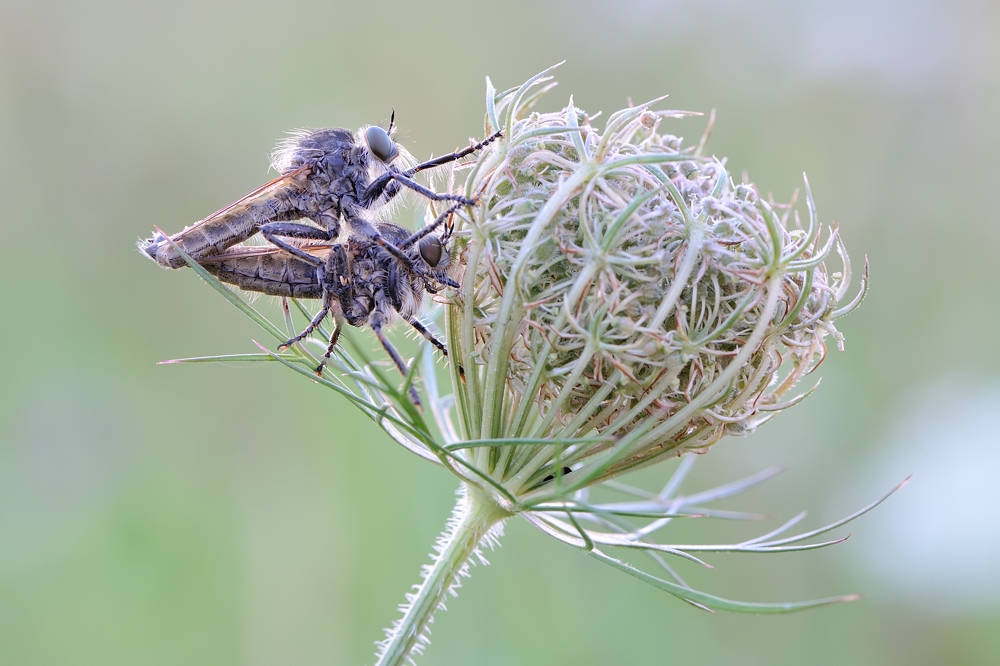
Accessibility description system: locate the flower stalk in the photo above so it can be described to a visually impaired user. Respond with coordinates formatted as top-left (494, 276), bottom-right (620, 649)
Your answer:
top-left (375, 485), bottom-right (509, 666)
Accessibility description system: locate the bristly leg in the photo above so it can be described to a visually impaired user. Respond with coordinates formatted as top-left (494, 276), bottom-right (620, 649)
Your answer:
top-left (371, 294), bottom-right (422, 405)
top-left (402, 130), bottom-right (504, 177)
top-left (401, 201), bottom-right (465, 250)
top-left (406, 318), bottom-right (448, 356)
top-left (373, 172), bottom-right (477, 208)
top-left (407, 317), bottom-right (464, 379)
top-left (314, 315), bottom-right (345, 377)
top-left (279, 301), bottom-right (332, 351)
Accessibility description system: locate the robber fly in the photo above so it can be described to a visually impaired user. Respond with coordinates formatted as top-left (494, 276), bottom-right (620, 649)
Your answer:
top-left (195, 203), bottom-right (462, 404)
top-left (138, 115), bottom-right (500, 274)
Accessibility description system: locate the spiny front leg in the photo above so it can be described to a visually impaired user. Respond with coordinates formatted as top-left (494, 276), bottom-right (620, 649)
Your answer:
top-left (406, 317), bottom-right (464, 379)
top-left (405, 318), bottom-right (447, 357)
top-left (399, 201), bottom-right (464, 250)
top-left (369, 172), bottom-right (477, 208)
top-left (314, 315), bottom-right (345, 377)
top-left (403, 129), bottom-right (503, 176)
top-left (278, 299), bottom-right (331, 351)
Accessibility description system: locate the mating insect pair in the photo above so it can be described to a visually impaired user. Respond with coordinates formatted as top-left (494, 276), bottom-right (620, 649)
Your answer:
top-left (198, 207), bottom-right (461, 401)
top-left (141, 118), bottom-right (500, 400)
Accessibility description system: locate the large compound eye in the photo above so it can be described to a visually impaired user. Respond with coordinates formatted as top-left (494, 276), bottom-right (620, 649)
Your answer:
top-left (365, 126), bottom-right (398, 163)
top-left (418, 235), bottom-right (443, 267)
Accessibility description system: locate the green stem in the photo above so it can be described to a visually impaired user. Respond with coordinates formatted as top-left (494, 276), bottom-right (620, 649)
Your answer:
top-left (375, 485), bottom-right (510, 666)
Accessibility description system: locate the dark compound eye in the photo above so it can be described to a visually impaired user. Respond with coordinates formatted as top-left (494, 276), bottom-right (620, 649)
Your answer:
top-left (418, 235), bottom-right (443, 267)
top-left (365, 125), bottom-right (398, 163)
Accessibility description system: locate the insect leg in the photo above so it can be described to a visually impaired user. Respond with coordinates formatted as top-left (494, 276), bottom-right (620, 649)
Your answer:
top-left (403, 129), bottom-right (503, 176)
top-left (372, 292), bottom-right (421, 405)
top-left (370, 172), bottom-right (477, 207)
top-left (259, 222), bottom-right (333, 265)
top-left (314, 315), bottom-right (345, 377)
top-left (405, 318), bottom-right (447, 356)
top-left (399, 202), bottom-right (464, 249)
top-left (278, 301), bottom-right (331, 351)
top-left (422, 275), bottom-right (460, 291)
top-left (406, 318), bottom-right (465, 379)
top-left (278, 243), bottom-right (349, 357)
top-left (371, 314), bottom-right (410, 377)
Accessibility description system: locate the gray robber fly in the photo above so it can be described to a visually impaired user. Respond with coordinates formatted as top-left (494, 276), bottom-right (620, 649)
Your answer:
top-left (194, 203), bottom-right (463, 404)
top-left (138, 115), bottom-right (500, 272)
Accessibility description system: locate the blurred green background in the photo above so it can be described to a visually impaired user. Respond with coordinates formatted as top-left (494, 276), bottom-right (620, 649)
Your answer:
top-left (2, 0), bottom-right (999, 664)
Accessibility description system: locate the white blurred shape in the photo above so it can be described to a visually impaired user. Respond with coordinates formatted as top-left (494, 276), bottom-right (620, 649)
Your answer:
top-left (853, 376), bottom-right (1000, 615)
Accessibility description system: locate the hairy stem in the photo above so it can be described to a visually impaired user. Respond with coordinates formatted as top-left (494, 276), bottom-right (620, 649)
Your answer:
top-left (375, 485), bottom-right (510, 666)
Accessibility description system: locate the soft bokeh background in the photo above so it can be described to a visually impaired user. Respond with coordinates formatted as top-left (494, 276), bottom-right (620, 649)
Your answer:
top-left (2, 0), bottom-right (998, 664)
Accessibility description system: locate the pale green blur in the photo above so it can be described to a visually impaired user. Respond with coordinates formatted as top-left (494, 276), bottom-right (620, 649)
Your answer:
top-left (1, 1), bottom-right (998, 664)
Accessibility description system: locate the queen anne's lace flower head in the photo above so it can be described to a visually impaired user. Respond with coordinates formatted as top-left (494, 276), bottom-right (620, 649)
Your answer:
top-left (437, 69), bottom-right (865, 508)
